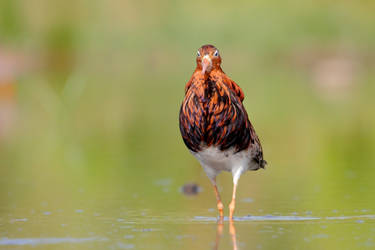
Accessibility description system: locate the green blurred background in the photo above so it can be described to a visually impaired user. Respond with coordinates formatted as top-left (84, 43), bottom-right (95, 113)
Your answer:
top-left (0, 0), bottom-right (375, 249)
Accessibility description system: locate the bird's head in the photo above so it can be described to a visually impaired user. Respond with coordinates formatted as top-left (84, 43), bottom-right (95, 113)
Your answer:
top-left (196, 44), bottom-right (222, 74)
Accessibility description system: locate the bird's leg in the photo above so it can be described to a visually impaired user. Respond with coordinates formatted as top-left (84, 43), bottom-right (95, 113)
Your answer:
top-left (211, 178), bottom-right (224, 218)
top-left (229, 183), bottom-right (237, 220)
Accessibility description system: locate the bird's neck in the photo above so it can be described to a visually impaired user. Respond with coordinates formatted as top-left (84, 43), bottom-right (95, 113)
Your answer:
top-left (195, 67), bottom-right (224, 80)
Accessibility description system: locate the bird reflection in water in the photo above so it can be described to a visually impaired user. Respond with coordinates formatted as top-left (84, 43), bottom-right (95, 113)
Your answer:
top-left (214, 218), bottom-right (238, 250)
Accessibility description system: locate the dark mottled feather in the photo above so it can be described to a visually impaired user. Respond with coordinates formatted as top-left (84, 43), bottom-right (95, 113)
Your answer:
top-left (179, 71), bottom-right (265, 168)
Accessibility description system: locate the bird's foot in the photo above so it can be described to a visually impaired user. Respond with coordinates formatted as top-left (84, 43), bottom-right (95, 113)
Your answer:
top-left (217, 201), bottom-right (224, 218)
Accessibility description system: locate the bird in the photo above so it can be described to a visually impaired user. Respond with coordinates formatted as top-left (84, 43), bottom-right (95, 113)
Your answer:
top-left (179, 44), bottom-right (266, 219)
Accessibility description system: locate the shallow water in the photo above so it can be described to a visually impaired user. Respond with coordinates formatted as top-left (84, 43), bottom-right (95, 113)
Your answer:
top-left (1, 192), bottom-right (375, 250)
top-left (1, 150), bottom-right (375, 250)
top-left (2, 214), bottom-right (375, 249)
top-left (1, 156), bottom-right (375, 250)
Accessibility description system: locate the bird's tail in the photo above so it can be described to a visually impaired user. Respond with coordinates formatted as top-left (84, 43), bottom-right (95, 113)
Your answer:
top-left (260, 159), bottom-right (267, 169)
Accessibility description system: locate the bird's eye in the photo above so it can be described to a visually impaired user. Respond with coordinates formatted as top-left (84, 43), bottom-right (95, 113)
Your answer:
top-left (214, 50), bottom-right (219, 57)
top-left (197, 50), bottom-right (201, 57)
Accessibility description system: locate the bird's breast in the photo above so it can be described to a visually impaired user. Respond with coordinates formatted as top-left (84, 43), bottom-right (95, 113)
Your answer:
top-left (179, 77), bottom-right (253, 153)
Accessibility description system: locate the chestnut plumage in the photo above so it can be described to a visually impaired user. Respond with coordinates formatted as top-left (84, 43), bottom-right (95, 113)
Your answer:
top-left (179, 45), bottom-right (266, 219)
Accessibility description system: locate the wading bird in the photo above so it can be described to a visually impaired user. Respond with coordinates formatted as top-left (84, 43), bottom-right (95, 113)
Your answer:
top-left (179, 45), bottom-right (266, 219)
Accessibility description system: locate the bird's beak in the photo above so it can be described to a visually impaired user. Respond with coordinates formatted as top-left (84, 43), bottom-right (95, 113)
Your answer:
top-left (201, 55), bottom-right (212, 74)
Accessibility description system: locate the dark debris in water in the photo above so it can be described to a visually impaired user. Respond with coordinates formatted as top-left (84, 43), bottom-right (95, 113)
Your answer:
top-left (180, 182), bottom-right (201, 196)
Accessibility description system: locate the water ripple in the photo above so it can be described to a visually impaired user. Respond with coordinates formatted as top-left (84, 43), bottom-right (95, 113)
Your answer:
top-left (193, 214), bottom-right (375, 222)
top-left (0, 237), bottom-right (108, 246)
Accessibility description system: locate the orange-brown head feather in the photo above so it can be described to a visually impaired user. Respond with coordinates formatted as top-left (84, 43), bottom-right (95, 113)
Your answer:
top-left (196, 44), bottom-right (222, 74)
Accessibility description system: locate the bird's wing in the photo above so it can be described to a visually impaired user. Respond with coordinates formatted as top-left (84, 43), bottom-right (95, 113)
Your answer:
top-left (222, 76), bottom-right (244, 102)
top-left (184, 74), bottom-right (195, 94)
top-left (219, 74), bottom-right (266, 167)
top-left (180, 74), bottom-right (206, 152)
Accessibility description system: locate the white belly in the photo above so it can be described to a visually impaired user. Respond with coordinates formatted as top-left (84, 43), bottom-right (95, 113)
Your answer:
top-left (191, 146), bottom-right (259, 184)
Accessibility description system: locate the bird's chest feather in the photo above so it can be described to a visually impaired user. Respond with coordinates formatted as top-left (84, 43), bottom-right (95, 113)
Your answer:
top-left (179, 77), bottom-right (253, 153)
